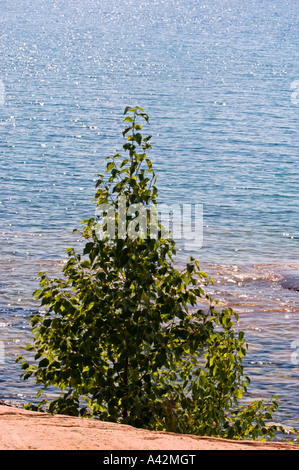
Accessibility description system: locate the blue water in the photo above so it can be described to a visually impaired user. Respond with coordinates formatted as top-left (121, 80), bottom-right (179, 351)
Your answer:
top-left (0, 0), bottom-right (298, 435)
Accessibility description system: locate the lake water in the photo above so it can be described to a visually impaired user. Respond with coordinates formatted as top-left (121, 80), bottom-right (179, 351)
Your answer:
top-left (0, 0), bottom-right (298, 434)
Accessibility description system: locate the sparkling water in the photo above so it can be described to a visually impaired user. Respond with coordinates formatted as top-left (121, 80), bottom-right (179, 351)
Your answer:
top-left (0, 0), bottom-right (298, 432)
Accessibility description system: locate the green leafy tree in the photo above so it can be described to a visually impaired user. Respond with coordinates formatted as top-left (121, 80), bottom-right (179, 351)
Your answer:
top-left (17, 107), bottom-right (290, 440)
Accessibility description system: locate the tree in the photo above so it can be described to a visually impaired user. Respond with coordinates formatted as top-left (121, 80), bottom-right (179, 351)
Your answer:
top-left (17, 107), bottom-right (288, 440)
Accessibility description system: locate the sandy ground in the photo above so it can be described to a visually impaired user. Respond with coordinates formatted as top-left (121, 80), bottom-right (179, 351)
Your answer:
top-left (0, 405), bottom-right (298, 451)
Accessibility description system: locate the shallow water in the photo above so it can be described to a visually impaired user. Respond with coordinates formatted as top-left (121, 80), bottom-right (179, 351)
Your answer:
top-left (0, 0), bottom-right (298, 434)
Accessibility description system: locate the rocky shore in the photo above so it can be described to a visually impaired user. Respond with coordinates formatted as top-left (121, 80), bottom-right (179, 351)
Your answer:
top-left (0, 405), bottom-right (298, 451)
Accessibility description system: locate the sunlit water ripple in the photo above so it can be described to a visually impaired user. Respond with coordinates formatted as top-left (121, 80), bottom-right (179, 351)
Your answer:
top-left (0, 0), bottom-right (298, 435)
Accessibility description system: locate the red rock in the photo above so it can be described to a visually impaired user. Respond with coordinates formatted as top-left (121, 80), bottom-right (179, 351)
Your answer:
top-left (0, 405), bottom-right (297, 450)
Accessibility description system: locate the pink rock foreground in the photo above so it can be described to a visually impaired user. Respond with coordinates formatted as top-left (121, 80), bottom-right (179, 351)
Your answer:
top-left (0, 405), bottom-right (298, 450)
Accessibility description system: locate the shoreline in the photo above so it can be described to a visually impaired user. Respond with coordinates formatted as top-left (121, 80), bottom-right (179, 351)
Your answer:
top-left (0, 404), bottom-right (298, 451)
top-left (0, 261), bottom-right (298, 435)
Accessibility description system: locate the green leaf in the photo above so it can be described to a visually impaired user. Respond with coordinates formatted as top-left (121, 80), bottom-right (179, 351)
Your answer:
top-left (137, 112), bottom-right (149, 123)
top-left (135, 133), bottom-right (142, 145)
top-left (39, 358), bottom-right (49, 368)
top-left (106, 161), bottom-right (115, 172)
top-left (122, 126), bottom-right (133, 137)
top-left (146, 158), bottom-right (153, 171)
top-left (124, 106), bottom-right (136, 114)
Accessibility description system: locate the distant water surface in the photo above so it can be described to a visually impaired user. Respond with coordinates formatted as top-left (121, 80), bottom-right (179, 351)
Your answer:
top-left (0, 0), bottom-right (298, 435)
